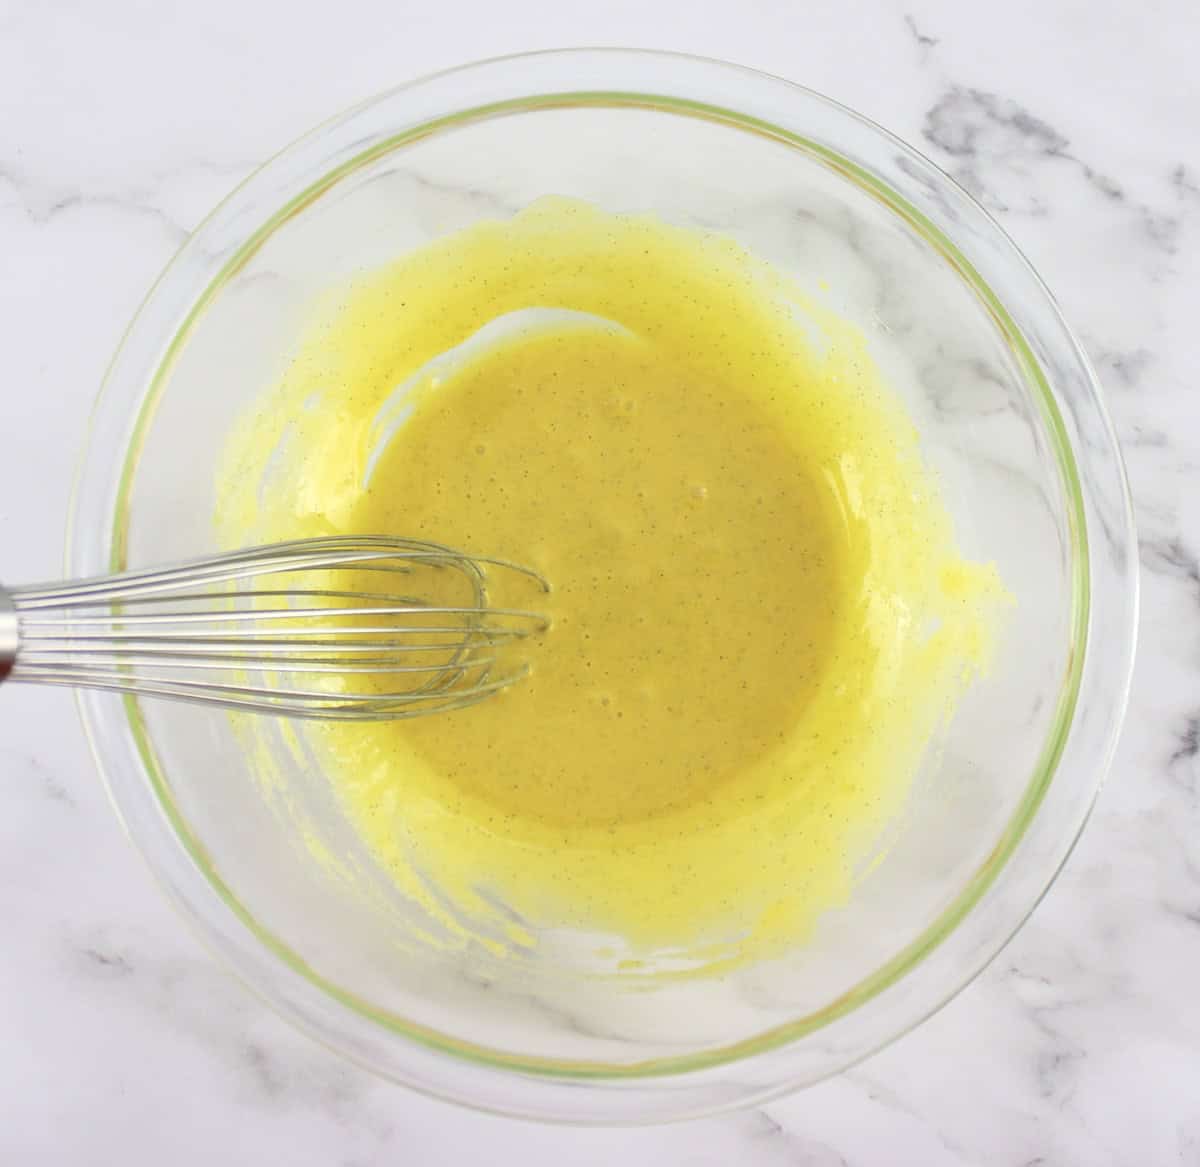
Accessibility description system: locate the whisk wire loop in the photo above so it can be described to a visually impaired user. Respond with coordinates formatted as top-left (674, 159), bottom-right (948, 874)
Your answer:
top-left (0, 538), bottom-right (548, 720)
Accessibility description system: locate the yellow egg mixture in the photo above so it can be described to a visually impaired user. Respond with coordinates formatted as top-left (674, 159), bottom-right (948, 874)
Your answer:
top-left (217, 198), bottom-right (1004, 966)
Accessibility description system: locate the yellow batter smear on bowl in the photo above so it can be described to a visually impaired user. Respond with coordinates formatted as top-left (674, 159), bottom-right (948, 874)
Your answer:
top-left (217, 198), bottom-right (1004, 965)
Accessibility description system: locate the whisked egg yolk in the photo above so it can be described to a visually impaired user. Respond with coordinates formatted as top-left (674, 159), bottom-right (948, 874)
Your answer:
top-left (217, 197), bottom-right (1004, 964)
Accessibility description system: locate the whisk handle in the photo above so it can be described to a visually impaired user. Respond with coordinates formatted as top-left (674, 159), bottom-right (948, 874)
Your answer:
top-left (0, 586), bottom-right (15, 684)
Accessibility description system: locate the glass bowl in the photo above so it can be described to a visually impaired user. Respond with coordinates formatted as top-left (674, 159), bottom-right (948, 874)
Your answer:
top-left (69, 49), bottom-right (1137, 1122)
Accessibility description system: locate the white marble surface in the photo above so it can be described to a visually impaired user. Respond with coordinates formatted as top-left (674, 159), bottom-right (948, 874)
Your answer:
top-left (1, 0), bottom-right (1197, 1161)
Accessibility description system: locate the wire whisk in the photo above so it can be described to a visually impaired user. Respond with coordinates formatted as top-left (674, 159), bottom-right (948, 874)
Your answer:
top-left (0, 537), bottom-right (549, 720)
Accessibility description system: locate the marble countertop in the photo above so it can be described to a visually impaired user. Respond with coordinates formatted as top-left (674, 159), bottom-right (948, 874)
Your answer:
top-left (2, 1), bottom-right (1197, 1162)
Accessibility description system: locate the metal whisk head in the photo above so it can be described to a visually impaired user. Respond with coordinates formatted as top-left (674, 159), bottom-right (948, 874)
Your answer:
top-left (0, 537), bottom-right (549, 720)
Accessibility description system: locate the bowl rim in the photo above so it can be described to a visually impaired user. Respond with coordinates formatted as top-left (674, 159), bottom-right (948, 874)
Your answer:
top-left (68, 47), bottom-right (1138, 1121)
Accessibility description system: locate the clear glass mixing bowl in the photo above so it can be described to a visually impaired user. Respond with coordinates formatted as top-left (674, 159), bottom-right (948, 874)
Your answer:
top-left (70, 50), bottom-right (1137, 1122)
